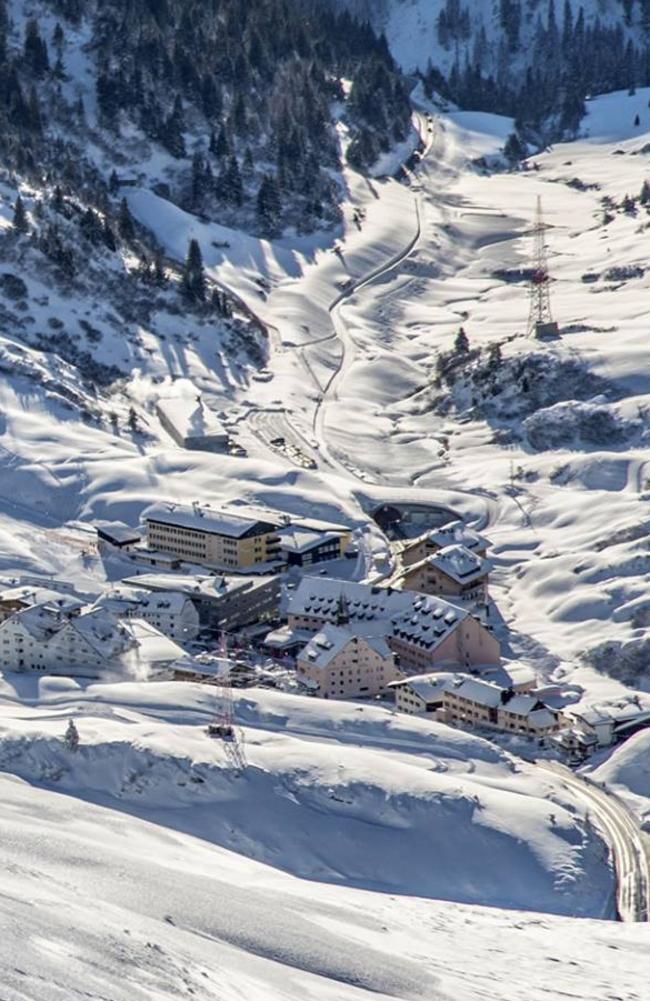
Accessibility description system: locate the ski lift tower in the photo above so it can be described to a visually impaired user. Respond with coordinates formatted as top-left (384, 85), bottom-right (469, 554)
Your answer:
top-left (527, 196), bottom-right (560, 339)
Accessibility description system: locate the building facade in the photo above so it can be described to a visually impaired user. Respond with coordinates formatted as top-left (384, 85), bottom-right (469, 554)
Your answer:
top-left (121, 572), bottom-right (281, 631)
top-left (0, 602), bottom-right (185, 678)
top-left (396, 544), bottom-right (490, 604)
top-left (285, 577), bottom-right (500, 673)
top-left (389, 673), bottom-right (455, 716)
top-left (145, 503), bottom-right (281, 569)
top-left (94, 587), bottom-right (201, 642)
top-left (296, 623), bottom-right (398, 699)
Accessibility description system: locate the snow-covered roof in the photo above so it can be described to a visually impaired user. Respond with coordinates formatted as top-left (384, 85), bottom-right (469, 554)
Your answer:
top-left (263, 626), bottom-right (314, 650)
top-left (121, 619), bottom-right (187, 665)
top-left (121, 572), bottom-right (277, 601)
top-left (69, 607), bottom-right (135, 660)
top-left (298, 623), bottom-right (392, 669)
top-left (173, 654), bottom-right (233, 679)
top-left (391, 596), bottom-right (469, 649)
top-left (95, 587), bottom-right (191, 615)
top-left (278, 526), bottom-right (342, 554)
top-left (9, 602), bottom-right (66, 642)
top-left (290, 515), bottom-right (351, 534)
top-left (527, 708), bottom-right (559, 731)
top-left (501, 662), bottom-right (537, 688)
top-left (145, 503), bottom-right (279, 538)
top-left (389, 671), bottom-right (459, 702)
top-left (0, 585), bottom-right (83, 611)
top-left (500, 693), bottom-right (542, 717)
top-left (3, 601), bottom-right (144, 662)
top-left (289, 577), bottom-right (410, 620)
top-left (156, 395), bottom-right (228, 442)
top-left (427, 520), bottom-right (489, 553)
top-left (480, 661), bottom-right (537, 691)
top-left (571, 701), bottom-right (645, 726)
top-left (426, 545), bottom-right (491, 585)
top-left (289, 577), bottom-right (470, 650)
top-left (95, 521), bottom-right (142, 546)
top-left (298, 624), bottom-right (355, 668)
top-left (445, 676), bottom-right (503, 709)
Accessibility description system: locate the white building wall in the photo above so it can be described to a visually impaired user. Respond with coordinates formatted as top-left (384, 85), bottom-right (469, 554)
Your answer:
top-left (0, 619), bottom-right (109, 676)
top-left (118, 598), bottom-right (200, 642)
top-left (297, 637), bottom-right (398, 699)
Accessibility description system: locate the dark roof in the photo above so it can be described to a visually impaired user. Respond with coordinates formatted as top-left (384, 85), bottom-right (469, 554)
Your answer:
top-left (96, 522), bottom-right (142, 546)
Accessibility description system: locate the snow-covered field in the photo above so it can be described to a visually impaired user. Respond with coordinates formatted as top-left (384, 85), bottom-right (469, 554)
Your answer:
top-left (1, 676), bottom-right (643, 1001)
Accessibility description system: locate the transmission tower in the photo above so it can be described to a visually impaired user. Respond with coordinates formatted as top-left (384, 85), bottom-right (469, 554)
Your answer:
top-left (206, 631), bottom-right (246, 770)
top-left (527, 196), bottom-right (559, 339)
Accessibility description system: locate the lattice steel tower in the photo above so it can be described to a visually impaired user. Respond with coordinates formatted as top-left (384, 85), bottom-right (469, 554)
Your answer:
top-left (527, 196), bottom-right (559, 339)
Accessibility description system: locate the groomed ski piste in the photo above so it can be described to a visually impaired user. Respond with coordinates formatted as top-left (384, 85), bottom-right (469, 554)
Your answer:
top-left (3, 76), bottom-right (650, 998)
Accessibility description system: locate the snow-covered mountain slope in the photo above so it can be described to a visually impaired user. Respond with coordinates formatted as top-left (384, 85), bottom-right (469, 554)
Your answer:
top-left (249, 86), bottom-right (650, 704)
top-left (332, 0), bottom-right (636, 73)
top-left (0, 678), bottom-right (615, 916)
top-left (1, 762), bottom-right (646, 1001)
top-left (589, 729), bottom-right (650, 828)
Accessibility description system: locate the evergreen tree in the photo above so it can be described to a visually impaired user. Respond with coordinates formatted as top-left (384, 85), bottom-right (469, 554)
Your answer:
top-left (52, 22), bottom-right (64, 50)
top-left (213, 124), bottom-right (230, 159)
top-left (127, 406), bottom-right (140, 433)
top-left (504, 132), bottom-right (525, 163)
top-left (24, 18), bottom-right (49, 77)
top-left (182, 238), bottom-right (206, 301)
top-left (161, 94), bottom-right (186, 158)
top-left (257, 174), bottom-right (281, 233)
top-left (242, 146), bottom-right (254, 179)
top-left (454, 326), bottom-right (470, 353)
top-left (52, 185), bottom-right (65, 214)
top-left (102, 220), bottom-right (117, 252)
top-left (488, 341), bottom-right (503, 369)
top-left (118, 197), bottom-right (136, 241)
top-left (622, 193), bottom-right (637, 215)
top-left (13, 195), bottom-right (28, 233)
top-left (640, 180), bottom-right (650, 204)
top-left (153, 250), bottom-right (167, 286)
top-left (222, 156), bottom-right (243, 205)
top-left (64, 719), bottom-right (79, 751)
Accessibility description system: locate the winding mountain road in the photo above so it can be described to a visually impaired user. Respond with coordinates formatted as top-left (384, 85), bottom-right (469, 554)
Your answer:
top-left (540, 761), bottom-right (650, 922)
top-left (312, 112), bottom-right (432, 479)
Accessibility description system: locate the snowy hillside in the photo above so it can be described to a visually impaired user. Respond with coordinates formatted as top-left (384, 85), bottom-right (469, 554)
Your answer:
top-left (589, 729), bottom-right (650, 828)
top-left (1, 763), bottom-right (646, 1001)
top-left (333, 0), bottom-right (639, 73)
top-left (0, 678), bottom-right (615, 915)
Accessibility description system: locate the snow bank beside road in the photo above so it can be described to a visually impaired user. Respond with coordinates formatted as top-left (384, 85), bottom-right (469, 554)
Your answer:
top-left (589, 730), bottom-right (650, 829)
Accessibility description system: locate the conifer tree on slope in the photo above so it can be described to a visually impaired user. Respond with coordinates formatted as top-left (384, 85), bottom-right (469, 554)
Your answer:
top-left (182, 238), bottom-right (206, 302)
